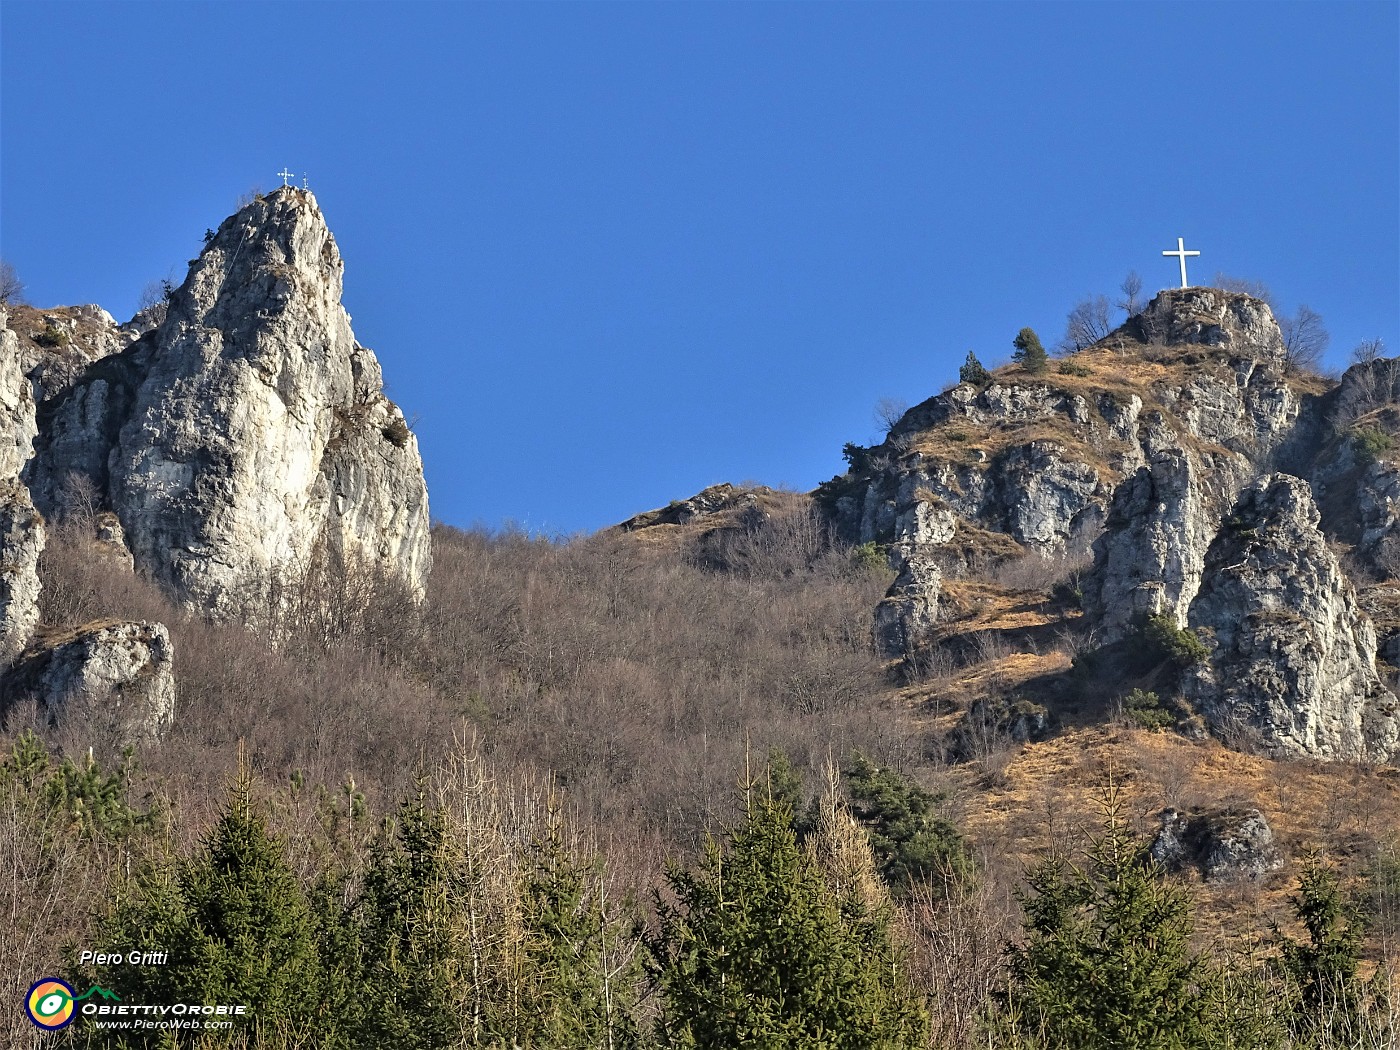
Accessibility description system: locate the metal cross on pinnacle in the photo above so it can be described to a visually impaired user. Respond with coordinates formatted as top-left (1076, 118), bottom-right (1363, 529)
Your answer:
top-left (278, 168), bottom-right (294, 188)
top-left (1162, 237), bottom-right (1201, 289)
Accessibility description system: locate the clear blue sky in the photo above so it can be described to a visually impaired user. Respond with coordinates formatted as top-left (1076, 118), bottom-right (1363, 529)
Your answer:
top-left (3, 2), bottom-right (1396, 534)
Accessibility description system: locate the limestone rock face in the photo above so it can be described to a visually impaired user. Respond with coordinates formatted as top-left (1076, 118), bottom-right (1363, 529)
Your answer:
top-left (1086, 440), bottom-right (1250, 639)
top-left (1124, 287), bottom-right (1285, 357)
top-left (1149, 806), bottom-right (1284, 882)
top-left (1, 311), bottom-right (44, 668)
top-left (0, 479), bottom-right (44, 668)
top-left (874, 553), bottom-right (941, 658)
top-left (1, 621), bottom-right (174, 742)
top-left (1, 311), bottom-right (38, 479)
top-left (26, 187), bottom-right (431, 614)
top-left (1185, 475), bottom-right (1399, 761)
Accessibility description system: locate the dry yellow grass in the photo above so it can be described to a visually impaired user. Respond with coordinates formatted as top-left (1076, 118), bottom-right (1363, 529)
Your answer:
top-left (948, 722), bottom-right (1400, 955)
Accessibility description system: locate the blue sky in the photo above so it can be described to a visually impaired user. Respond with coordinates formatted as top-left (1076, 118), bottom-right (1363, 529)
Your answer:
top-left (3, 1), bottom-right (1396, 535)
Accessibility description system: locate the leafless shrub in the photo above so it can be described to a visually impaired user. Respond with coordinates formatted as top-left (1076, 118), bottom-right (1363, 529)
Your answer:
top-left (1281, 304), bottom-right (1330, 375)
top-left (1353, 337), bottom-right (1389, 367)
top-left (901, 870), bottom-right (1017, 1048)
top-left (133, 281), bottom-right (170, 327)
top-left (1115, 270), bottom-right (1144, 317)
top-left (0, 258), bottom-right (25, 307)
top-left (57, 470), bottom-right (104, 528)
top-left (1057, 295), bottom-right (1112, 354)
top-left (1212, 273), bottom-right (1279, 311)
top-left (235, 185), bottom-right (264, 209)
top-left (873, 397), bottom-right (909, 436)
top-left (989, 547), bottom-right (1091, 594)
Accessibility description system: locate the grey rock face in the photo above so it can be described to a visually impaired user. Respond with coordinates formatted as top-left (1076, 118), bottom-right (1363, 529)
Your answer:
top-left (874, 552), bottom-right (942, 658)
top-left (1185, 475), bottom-right (1399, 761)
top-left (1, 311), bottom-right (44, 668)
top-left (26, 187), bottom-right (431, 615)
top-left (1149, 806), bottom-right (1283, 882)
top-left (1126, 287), bottom-right (1286, 358)
top-left (0, 479), bottom-right (44, 668)
top-left (1, 621), bottom-right (174, 742)
top-left (988, 440), bottom-right (1104, 551)
top-left (1, 312), bottom-right (38, 479)
top-left (1087, 442), bottom-right (1250, 639)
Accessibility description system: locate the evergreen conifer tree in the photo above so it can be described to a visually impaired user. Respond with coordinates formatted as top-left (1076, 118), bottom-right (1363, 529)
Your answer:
top-left (1276, 853), bottom-right (1367, 1039)
top-left (91, 764), bottom-right (321, 1044)
top-left (352, 791), bottom-right (463, 1049)
top-left (959, 351), bottom-right (992, 387)
top-left (845, 752), bottom-right (973, 899)
top-left (1006, 789), bottom-right (1228, 1049)
top-left (503, 810), bottom-right (643, 1049)
top-left (1012, 328), bottom-right (1048, 374)
top-left (650, 785), bottom-right (927, 1049)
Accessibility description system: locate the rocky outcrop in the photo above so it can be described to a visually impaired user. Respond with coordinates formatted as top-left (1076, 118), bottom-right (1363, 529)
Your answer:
top-left (874, 552), bottom-right (942, 658)
top-left (1185, 475), bottom-right (1399, 761)
top-left (619, 483), bottom-right (776, 531)
top-left (1124, 287), bottom-right (1285, 356)
top-left (807, 290), bottom-right (1400, 762)
top-left (1, 311), bottom-right (43, 668)
top-left (7, 303), bottom-right (133, 409)
top-left (1, 621), bottom-right (174, 742)
top-left (0, 480), bottom-right (44, 668)
top-left (1149, 805), bottom-right (1284, 882)
top-left (1086, 436), bottom-right (1251, 639)
top-left (25, 187), bottom-right (431, 615)
top-left (1, 310), bottom-right (38, 479)
top-left (828, 289), bottom-right (1312, 661)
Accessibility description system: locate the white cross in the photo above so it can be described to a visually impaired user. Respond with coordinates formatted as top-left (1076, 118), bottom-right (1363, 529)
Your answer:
top-left (1162, 237), bottom-right (1200, 289)
top-left (278, 168), bottom-right (294, 188)
top-left (302, 173), bottom-right (308, 190)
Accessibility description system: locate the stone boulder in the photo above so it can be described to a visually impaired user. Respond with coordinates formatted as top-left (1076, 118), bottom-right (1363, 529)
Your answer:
top-left (1185, 474), bottom-right (1400, 761)
top-left (1, 621), bottom-right (175, 742)
top-left (1149, 805), bottom-right (1284, 882)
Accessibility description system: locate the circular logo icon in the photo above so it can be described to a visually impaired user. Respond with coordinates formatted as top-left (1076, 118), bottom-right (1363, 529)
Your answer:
top-left (26, 978), bottom-right (77, 1030)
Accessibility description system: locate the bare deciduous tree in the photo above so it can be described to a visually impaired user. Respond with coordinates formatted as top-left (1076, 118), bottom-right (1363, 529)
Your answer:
top-left (1280, 304), bottom-right (1329, 374)
top-left (1058, 295), bottom-right (1112, 354)
top-left (0, 259), bottom-right (25, 306)
top-left (1353, 337), bottom-right (1388, 366)
top-left (873, 397), bottom-right (909, 436)
top-left (1115, 271), bottom-right (1143, 317)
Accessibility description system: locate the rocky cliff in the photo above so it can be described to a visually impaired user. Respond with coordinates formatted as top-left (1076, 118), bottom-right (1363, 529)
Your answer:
top-left (812, 287), bottom-right (1399, 762)
top-left (3, 188), bottom-right (432, 740)
top-left (24, 187), bottom-right (431, 615)
top-left (0, 311), bottom-right (43, 667)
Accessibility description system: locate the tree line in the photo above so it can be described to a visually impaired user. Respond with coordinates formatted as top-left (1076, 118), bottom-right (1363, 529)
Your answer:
top-left (4, 732), bottom-right (1394, 1049)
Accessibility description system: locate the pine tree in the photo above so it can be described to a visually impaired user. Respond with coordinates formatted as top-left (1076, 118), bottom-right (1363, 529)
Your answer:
top-left (1006, 788), bottom-right (1225, 1049)
top-left (352, 791), bottom-right (463, 1049)
top-left (1012, 328), bottom-right (1048, 374)
top-left (845, 752), bottom-right (973, 899)
top-left (91, 764), bottom-right (321, 1044)
top-left (959, 351), bottom-right (991, 387)
top-left (650, 786), bottom-right (928, 1049)
top-left (1275, 852), bottom-right (1367, 1038)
